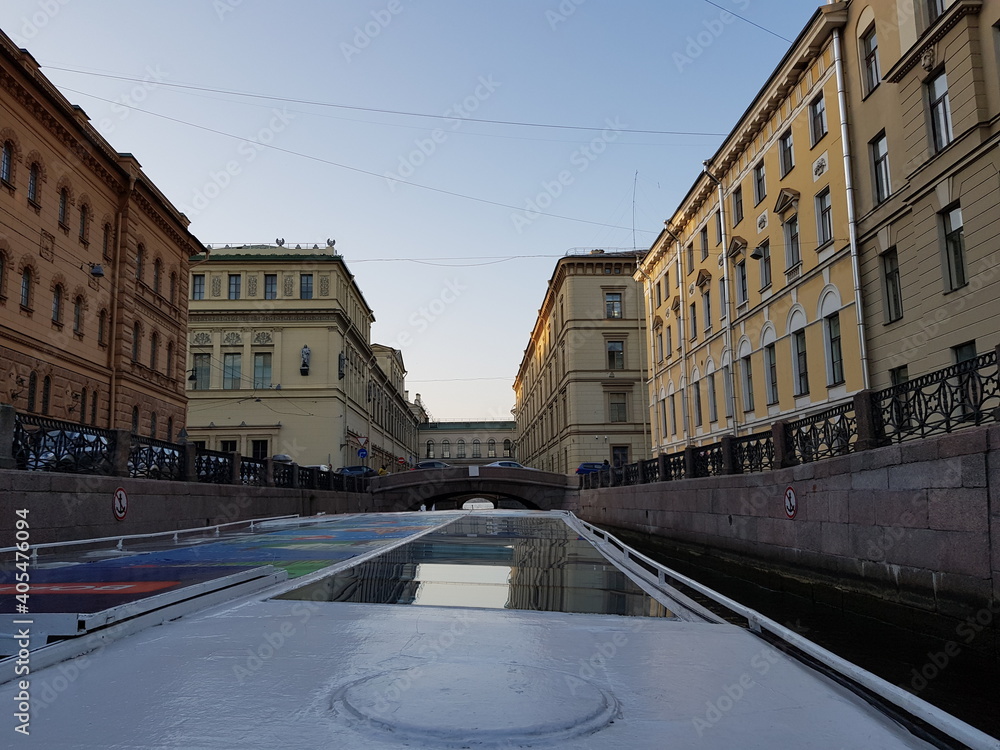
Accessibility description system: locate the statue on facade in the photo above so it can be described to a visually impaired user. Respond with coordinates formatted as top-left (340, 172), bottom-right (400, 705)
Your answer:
top-left (300, 345), bottom-right (311, 374)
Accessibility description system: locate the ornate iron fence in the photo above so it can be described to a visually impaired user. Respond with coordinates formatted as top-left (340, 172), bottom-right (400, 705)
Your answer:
top-left (663, 451), bottom-right (686, 481)
top-left (693, 442), bottom-right (725, 478)
top-left (297, 466), bottom-right (318, 490)
top-left (788, 402), bottom-right (857, 464)
top-left (240, 457), bottom-right (267, 486)
top-left (622, 463), bottom-right (640, 486)
top-left (733, 430), bottom-right (775, 474)
top-left (129, 435), bottom-right (183, 480)
top-left (641, 458), bottom-right (660, 483)
top-left (196, 449), bottom-right (232, 484)
top-left (875, 351), bottom-right (999, 443)
top-left (13, 414), bottom-right (116, 475)
top-left (273, 462), bottom-right (293, 488)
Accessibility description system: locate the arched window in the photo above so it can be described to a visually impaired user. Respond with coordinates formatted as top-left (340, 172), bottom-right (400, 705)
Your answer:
top-left (426, 440), bottom-right (435, 459)
top-left (153, 258), bottom-right (162, 293)
top-left (27, 163), bottom-right (39, 204)
top-left (26, 372), bottom-right (37, 412)
top-left (150, 411), bottom-right (157, 438)
top-left (166, 341), bottom-right (173, 376)
top-left (135, 244), bottom-right (144, 281)
top-left (98, 309), bottom-right (108, 346)
top-left (41, 376), bottom-right (51, 415)
top-left (131, 406), bottom-right (139, 433)
top-left (149, 332), bottom-right (159, 370)
top-left (488, 439), bottom-right (497, 458)
top-left (441, 440), bottom-right (451, 459)
top-left (90, 389), bottom-right (98, 425)
top-left (20, 267), bottom-right (31, 308)
top-left (169, 272), bottom-right (177, 304)
top-left (73, 295), bottom-right (83, 335)
top-left (472, 439), bottom-right (481, 458)
top-left (456, 439), bottom-right (466, 459)
top-left (503, 439), bottom-right (512, 458)
top-left (58, 187), bottom-right (69, 226)
top-left (0, 140), bottom-right (12, 184)
top-left (79, 203), bottom-right (89, 242)
top-left (131, 321), bottom-right (141, 362)
top-left (79, 389), bottom-right (87, 424)
top-left (102, 223), bottom-right (112, 259)
top-left (166, 416), bottom-right (173, 442)
top-left (51, 284), bottom-right (63, 324)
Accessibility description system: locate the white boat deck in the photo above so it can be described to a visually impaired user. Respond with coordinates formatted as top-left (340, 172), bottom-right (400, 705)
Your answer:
top-left (1, 510), bottom-right (996, 749)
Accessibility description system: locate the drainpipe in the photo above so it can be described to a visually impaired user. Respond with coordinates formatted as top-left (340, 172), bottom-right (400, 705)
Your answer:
top-left (633, 256), bottom-right (655, 457)
top-left (108, 174), bottom-right (135, 428)
top-left (832, 25), bottom-right (872, 390)
top-left (703, 164), bottom-right (741, 436)
top-left (663, 223), bottom-right (690, 447)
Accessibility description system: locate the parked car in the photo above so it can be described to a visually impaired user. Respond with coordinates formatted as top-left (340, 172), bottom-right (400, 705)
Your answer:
top-left (575, 462), bottom-right (608, 475)
top-left (482, 460), bottom-right (536, 470)
top-left (336, 465), bottom-right (377, 477)
top-left (410, 460), bottom-right (451, 470)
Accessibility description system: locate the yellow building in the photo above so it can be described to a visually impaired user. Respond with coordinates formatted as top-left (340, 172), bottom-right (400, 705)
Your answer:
top-left (0, 28), bottom-right (202, 435)
top-left (514, 249), bottom-right (650, 472)
top-left (185, 244), bottom-right (420, 470)
top-left (640, 5), bottom-right (866, 453)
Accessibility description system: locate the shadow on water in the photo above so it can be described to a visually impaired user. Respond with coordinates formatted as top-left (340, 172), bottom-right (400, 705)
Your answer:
top-left (605, 526), bottom-right (1000, 739)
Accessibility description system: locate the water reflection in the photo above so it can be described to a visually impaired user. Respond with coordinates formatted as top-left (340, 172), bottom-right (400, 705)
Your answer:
top-left (276, 516), bottom-right (674, 618)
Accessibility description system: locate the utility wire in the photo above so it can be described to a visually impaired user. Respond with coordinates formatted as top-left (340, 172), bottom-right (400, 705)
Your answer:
top-left (699, 0), bottom-right (794, 43)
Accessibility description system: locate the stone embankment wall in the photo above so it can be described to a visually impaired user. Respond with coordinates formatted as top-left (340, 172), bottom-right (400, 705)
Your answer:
top-left (577, 424), bottom-right (999, 652)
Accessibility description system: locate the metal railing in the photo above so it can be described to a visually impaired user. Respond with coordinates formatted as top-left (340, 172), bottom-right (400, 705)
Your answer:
top-left (240, 457), bottom-right (267, 487)
top-left (733, 430), bottom-right (775, 474)
top-left (788, 402), bottom-right (857, 464)
top-left (13, 415), bottom-right (116, 475)
top-left (196, 448), bottom-right (233, 485)
top-left (130, 435), bottom-right (183, 480)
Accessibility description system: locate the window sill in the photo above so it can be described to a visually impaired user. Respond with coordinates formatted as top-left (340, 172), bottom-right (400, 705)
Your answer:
top-left (51, 320), bottom-right (63, 329)
top-left (943, 282), bottom-right (969, 296)
top-left (861, 83), bottom-right (880, 102)
top-left (883, 315), bottom-right (903, 326)
top-left (57, 222), bottom-right (69, 234)
top-left (759, 283), bottom-right (772, 293)
top-left (810, 133), bottom-right (828, 150)
top-left (79, 237), bottom-right (89, 248)
top-left (1, 179), bottom-right (14, 195)
top-left (815, 239), bottom-right (834, 253)
top-left (27, 198), bottom-right (40, 213)
top-left (827, 380), bottom-right (846, 388)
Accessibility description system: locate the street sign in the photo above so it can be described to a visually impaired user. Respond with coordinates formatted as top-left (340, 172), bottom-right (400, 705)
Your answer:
top-left (113, 488), bottom-right (128, 521)
top-left (784, 486), bottom-right (797, 520)
top-left (358, 448), bottom-right (368, 459)
top-left (357, 436), bottom-right (368, 447)
top-left (397, 457), bottom-right (406, 465)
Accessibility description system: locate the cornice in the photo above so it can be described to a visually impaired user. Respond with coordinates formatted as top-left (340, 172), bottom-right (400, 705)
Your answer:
top-left (885, 0), bottom-right (983, 83)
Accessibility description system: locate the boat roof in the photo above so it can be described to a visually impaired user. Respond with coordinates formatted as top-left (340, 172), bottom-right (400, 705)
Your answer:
top-left (1, 510), bottom-right (995, 749)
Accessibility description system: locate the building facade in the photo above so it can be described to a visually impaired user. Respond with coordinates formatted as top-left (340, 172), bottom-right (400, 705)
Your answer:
top-left (185, 244), bottom-right (420, 470)
top-left (0, 29), bottom-right (202, 435)
top-left (848, 0), bottom-right (1000, 388)
top-left (514, 250), bottom-right (650, 473)
top-left (418, 420), bottom-right (516, 467)
top-left (641, 5), bottom-right (865, 454)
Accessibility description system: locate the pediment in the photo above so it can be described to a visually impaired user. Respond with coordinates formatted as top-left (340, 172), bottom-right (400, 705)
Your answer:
top-left (773, 188), bottom-right (800, 216)
top-left (728, 235), bottom-right (748, 258)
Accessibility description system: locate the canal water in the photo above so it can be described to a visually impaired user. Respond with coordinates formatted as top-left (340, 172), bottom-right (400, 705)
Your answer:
top-left (606, 526), bottom-right (1000, 739)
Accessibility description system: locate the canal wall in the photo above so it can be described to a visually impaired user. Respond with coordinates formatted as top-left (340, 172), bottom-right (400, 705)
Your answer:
top-left (577, 424), bottom-right (1000, 655)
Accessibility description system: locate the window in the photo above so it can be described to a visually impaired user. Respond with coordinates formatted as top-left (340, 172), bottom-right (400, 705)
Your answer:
top-left (753, 162), bottom-right (766, 204)
top-left (735, 260), bottom-right (748, 305)
top-left (488, 439), bottom-right (497, 457)
top-left (605, 292), bottom-right (622, 318)
top-left (98, 309), bottom-right (108, 346)
top-left (765, 344), bottom-right (779, 404)
top-left (942, 206), bottom-right (967, 290)
top-left (889, 365), bottom-right (910, 428)
top-left (51, 284), bottom-right (63, 324)
top-left (131, 406), bottom-right (140, 433)
top-left (868, 132), bottom-right (891, 206)
top-left (441, 440), bottom-right (451, 459)
top-left (264, 274), bottom-right (277, 300)
top-left (779, 130), bottom-right (794, 176)
top-left (607, 341), bottom-right (624, 370)
top-left (252, 440), bottom-right (268, 460)
top-left (757, 241), bottom-right (772, 289)
top-left (192, 274), bottom-right (205, 300)
top-left (714, 212), bottom-right (722, 245)
top-left (732, 185), bottom-right (744, 225)
top-left (91, 389), bottom-right (98, 425)
top-left (102, 224), bottom-right (111, 259)
top-left (58, 187), bottom-right (69, 226)
top-left (718, 279), bottom-right (727, 320)
top-left (169, 272), bottom-right (177, 304)
top-left (150, 412), bottom-right (157, 439)
top-left (78, 204), bottom-right (89, 243)
top-left (456, 440), bottom-right (466, 459)
top-left (27, 372), bottom-right (37, 412)
top-left (503, 439), bottom-right (513, 457)
top-left (254, 352), bottom-right (272, 388)
top-left (862, 26), bottom-right (881, 94)
top-left (228, 274), bottom-right (241, 300)
top-left (27, 163), bottom-right (39, 205)
top-left (928, 71), bottom-right (953, 153)
top-left (472, 439), bottom-right (481, 458)
top-left (0, 140), bottom-right (12, 184)
top-left (708, 373), bottom-right (718, 423)
top-left (153, 259), bottom-right (162, 294)
top-left (741, 355), bottom-right (755, 412)
top-left (666, 326), bottom-right (673, 356)
top-left (702, 291), bottom-right (712, 331)
top-left (784, 215), bottom-right (801, 268)
top-left (166, 341), bottom-right (173, 376)
top-left (792, 329), bottom-right (809, 395)
top-left (810, 94), bottom-right (828, 145)
top-left (700, 226), bottom-right (709, 260)
top-left (816, 188), bottom-right (833, 246)
top-left (135, 245), bottom-right (144, 281)
top-left (826, 312), bottom-right (844, 385)
top-left (928, 0), bottom-right (946, 23)
top-left (79, 390), bottom-right (87, 425)
top-left (300, 274), bottom-right (313, 299)
top-left (656, 331), bottom-right (663, 361)
top-left (20, 268), bottom-right (32, 308)
top-left (689, 303), bottom-right (697, 340)
top-left (220, 440), bottom-right (237, 453)
top-left (953, 341), bottom-right (978, 420)
top-left (131, 322), bottom-right (141, 362)
top-left (223, 353), bottom-right (242, 390)
top-left (42, 376), bottom-right (51, 415)
top-left (882, 248), bottom-right (903, 322)
top-left (693, 381), bottom-right (703, 427)
top-left (686, 244), bottom-right (695, 275)
top-left (73, 296), bottom-right (83, 335)
top-left (426, 440), bottom-right (435, 459)
top-left (609, 393), bottom-right (627, 423)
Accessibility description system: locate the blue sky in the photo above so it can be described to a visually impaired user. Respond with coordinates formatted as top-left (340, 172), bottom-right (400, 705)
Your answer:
top-left (1, 0), bottom-right (816, 420)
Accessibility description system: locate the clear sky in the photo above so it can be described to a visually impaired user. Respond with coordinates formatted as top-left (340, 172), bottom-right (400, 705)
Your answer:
top-left (1, 0), bottom-right (816, 420)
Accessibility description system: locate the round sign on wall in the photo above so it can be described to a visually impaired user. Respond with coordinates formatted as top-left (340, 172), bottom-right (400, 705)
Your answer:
top-left (784, 486), bottom-right (797, 520)
top-left (397, 457), bottom-right (406, 465)
top-left (357, 448), bottom-right (368, 459)
top-left (113, 487), bottom-right (129, 521)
